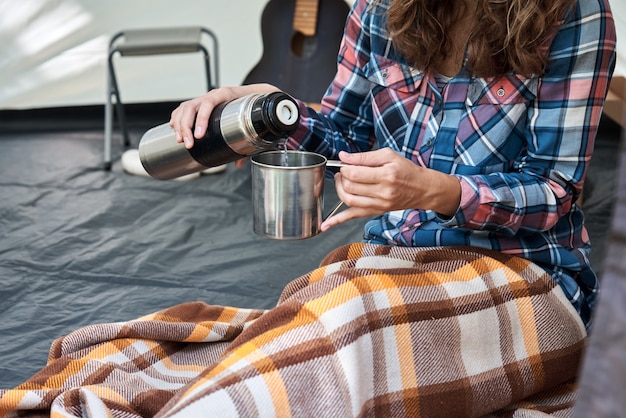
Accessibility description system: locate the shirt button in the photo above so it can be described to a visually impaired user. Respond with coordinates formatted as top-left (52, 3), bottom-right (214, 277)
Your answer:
top-left (382, 69), bottom-right (388, 79)
top-left (425, 139), bottom-right (433, 147)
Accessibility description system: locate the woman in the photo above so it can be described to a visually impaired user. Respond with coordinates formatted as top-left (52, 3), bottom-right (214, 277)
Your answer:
top-left (172, 0), bottom-right (615, 328)
top-left (0, 0), bottom-right (616, 416)
top-left (165, 0), bottom-right (615, 412)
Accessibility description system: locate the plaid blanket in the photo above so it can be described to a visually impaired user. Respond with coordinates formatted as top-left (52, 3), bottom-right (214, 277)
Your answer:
top-left (0, 244), bottom-right (586, 417)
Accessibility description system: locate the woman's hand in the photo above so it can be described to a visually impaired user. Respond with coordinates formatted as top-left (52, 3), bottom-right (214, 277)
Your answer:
top-left (169, 84), bottom-right (281, 149)
top-left (321, 149), bottom-right (462, 231)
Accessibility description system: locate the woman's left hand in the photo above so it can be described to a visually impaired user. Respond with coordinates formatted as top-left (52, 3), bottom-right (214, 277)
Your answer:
top-left (321, 149), bottom-right (462, 231)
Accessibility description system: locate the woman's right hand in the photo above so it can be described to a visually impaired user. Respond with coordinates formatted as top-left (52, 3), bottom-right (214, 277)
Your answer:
top-left (169, 83), bottom-right (281, 149)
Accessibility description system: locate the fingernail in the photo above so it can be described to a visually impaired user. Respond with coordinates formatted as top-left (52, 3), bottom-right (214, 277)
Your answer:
top-left (195, 126), bottom-right (203, 137)
top-left (183, 137), bottom-right (192, 148)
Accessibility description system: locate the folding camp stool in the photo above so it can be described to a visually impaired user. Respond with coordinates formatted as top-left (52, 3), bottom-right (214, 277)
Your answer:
top-left (104, 26), bottom-right (219, 170)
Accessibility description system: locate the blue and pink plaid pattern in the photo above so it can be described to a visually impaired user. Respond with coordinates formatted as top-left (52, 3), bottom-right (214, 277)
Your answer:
top-left (288, 0), bottom-right (617, 328)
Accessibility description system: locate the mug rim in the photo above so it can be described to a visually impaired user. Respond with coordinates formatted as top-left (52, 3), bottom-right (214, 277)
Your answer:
top-left (250, 150), bottom-right (327, 169)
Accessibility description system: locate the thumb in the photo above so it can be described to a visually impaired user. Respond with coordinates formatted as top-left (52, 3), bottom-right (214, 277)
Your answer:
top-left (338, 149), bottom-right (387, 167)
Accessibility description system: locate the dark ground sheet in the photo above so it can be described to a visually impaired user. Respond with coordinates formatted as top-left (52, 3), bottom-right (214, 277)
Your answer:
top-left (0, 105), bottom-right (622, 388)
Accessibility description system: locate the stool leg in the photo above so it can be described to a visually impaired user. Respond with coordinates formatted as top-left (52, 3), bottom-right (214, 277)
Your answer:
top-left (115, 99), bottom-right (130, 148)
top-left (201, 48), bottom-right (212, 90)
top-left (104, 59), bottom-right (114, 171)
top-left (104, 52), bottom-right (131, 171)
top-left (108, 56), bottom-right (130, 148)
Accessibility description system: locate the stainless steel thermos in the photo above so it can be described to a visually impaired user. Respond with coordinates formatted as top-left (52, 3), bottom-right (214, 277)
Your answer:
top-left (138, 92), bottom-right (300, 180)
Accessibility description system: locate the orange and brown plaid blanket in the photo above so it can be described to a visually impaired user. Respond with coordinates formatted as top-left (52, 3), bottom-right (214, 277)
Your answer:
top-left (0, 244), bottom-right (585, 417)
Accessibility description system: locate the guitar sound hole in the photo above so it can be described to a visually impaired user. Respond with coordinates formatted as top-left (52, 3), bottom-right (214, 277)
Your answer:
top-left (290, 32), bottom-right (317, 59)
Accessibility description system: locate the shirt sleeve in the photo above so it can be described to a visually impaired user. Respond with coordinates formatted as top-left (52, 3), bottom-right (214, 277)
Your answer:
top-left (452, 0), bottom-right (617, 235)
top-left (286, 0), bottom-right (377, 158)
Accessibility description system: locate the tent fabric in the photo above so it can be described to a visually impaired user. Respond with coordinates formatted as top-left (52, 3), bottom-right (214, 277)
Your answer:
top-left (0, 0), bottom-right (623, 111)
top-left (0, 107), bottom-right (622, 391)
top-left (0, 107), bottom-right (368, 388)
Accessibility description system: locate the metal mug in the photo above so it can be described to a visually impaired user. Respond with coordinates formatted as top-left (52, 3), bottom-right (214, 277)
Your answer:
top-left (251, 150), bottom-right (343, 240)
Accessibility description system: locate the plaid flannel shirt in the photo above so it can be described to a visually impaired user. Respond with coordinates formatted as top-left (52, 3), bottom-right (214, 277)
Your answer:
top-left (289, 0), bottom-right (616, 328)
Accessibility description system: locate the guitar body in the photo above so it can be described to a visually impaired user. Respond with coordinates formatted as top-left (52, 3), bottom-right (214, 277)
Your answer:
top-left (243, 0), bottom-right (350, 104)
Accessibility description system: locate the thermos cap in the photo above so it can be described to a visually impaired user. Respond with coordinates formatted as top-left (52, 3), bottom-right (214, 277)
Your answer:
top-left (275, 98), bottom-right (299, 126)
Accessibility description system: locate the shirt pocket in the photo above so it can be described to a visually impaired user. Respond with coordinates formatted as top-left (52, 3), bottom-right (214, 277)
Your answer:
top-left (453, 75), bottom-right (538, 175)
top-left (364, 55), bottom-right (427, 150)
top-left (467, 74), bottom-right (538, 106)
top-left (365, 54), bottom-right (423, 93)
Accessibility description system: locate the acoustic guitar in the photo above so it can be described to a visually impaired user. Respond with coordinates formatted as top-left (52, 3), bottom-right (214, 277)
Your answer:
top-left (243, 0), bottom-right (350, 104)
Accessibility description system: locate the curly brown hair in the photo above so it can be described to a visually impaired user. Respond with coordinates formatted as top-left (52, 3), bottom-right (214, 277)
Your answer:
top-left (384, 0), bottom-right (576, 77)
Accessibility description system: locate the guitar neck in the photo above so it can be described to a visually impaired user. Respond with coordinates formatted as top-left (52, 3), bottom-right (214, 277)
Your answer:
top-left (292, 0), bottom-right (319, 37)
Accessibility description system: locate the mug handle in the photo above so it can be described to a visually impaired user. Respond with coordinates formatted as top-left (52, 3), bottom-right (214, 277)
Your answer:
top-left (324, 160), bottom-right (347, 221)
top-left (324, 200), bottom-right (344, 221)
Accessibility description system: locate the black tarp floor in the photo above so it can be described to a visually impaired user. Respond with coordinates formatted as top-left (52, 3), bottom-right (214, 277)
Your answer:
top-left (0, 105), bottom-right (622, 388)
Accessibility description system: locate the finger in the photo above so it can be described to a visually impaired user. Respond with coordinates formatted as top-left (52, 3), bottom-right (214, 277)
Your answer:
top-left (339, 166), bottom-right (380, 187)
top-left (187, 88), bottom-right (248, 146)
top-left (337, 151), bottom-right (391, 185)
top-left (338, 149), bottom-right (391, 167)
top-left (193, 102), bottom-right (214, 140)
top-left (320, 206), bottom-right (371, 232)
top-left (169, 100), bottom-right (201, 149)
top-left (180, 105), bottom-right (200, 149)
top-left (335, 172), bottom-right (389, 212)
top-left (179, 90), bottom-right (231, 148)
top-left (169, 105), bottom-right (187, 143)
